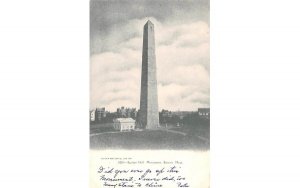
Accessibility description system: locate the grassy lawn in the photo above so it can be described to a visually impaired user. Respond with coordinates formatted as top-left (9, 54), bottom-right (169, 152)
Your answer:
top-left (90, 123), bottom-right (115, 134)
top-left (171, 126), bottom-right (210, 140)
top-left (90, 130), bottom-right (209, 150)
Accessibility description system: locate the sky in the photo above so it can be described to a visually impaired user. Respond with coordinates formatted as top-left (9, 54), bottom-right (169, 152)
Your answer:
top-left (90, 0), bottom-right (210, 111)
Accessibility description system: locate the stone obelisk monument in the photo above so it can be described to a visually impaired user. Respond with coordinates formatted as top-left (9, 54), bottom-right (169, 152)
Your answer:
top-left (139, 20), bottom-right (159, 129)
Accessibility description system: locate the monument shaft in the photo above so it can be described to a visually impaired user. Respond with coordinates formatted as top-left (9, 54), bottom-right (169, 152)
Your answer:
top-left (139, 21), bottom-right (159, 129)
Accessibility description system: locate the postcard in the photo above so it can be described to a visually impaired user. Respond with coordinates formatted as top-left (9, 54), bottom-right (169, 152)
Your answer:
top-left (90, 0), bottom-right (210, 187)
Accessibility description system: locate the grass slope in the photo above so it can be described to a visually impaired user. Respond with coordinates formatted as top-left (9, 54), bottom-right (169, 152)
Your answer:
top-left (90, 130), bottom-right (209, 150)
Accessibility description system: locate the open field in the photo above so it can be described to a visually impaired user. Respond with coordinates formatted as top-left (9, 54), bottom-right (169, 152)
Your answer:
top-left (90, 129), bottom-right (209, 150)
top-left (90, 123), bottom-right (115, 134)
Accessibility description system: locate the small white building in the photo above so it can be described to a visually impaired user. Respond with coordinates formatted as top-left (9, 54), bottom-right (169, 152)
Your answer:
top-left (113, 118), bottom-right (136, 132)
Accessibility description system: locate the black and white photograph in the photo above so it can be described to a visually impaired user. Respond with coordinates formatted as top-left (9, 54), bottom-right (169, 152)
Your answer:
top-left (90, 0), bottom-right (210, 150)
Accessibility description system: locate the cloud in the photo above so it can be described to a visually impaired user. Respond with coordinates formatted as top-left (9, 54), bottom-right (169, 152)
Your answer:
top-left (90, 17), bottom-right (209, 111)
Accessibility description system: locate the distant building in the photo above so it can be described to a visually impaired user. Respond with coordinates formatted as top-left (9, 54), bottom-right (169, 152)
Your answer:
top-left (95, 107), bottom-right (106, 122)
top-left (172, 111), bottom-right (194, 119)
top-left (159, 110), bottom-right (170, 125)
top-left (198, 108), bottom-right (210, 119)
top-left (161, 109), bottom-right (172, 118)
top-left (113, 118), bottom-right (136, 132)
top-left (90, 110), bottom-right (96, 122)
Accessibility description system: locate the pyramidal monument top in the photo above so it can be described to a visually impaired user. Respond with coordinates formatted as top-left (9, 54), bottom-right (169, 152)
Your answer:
top-left (144, 20), bottom-right (154, 26)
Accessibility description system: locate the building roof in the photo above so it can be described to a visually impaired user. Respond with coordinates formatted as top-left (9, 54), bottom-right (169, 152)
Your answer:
top-left (114, 118), bottom-right (135, 123)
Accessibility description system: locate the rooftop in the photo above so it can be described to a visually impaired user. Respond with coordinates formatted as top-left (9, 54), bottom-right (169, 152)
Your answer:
top-left (114, 118), bottom-right (135, 123)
